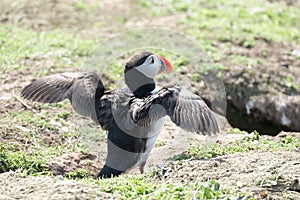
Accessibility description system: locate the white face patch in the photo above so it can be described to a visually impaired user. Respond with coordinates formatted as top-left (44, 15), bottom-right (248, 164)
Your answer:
top-left (135, 55), bottom-right (161, 78)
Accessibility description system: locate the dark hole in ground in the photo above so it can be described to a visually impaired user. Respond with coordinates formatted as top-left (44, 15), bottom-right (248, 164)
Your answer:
top-left (226, 101), bottom-right (292, 136)
top-left (203, 97), bottom-right (293, 136)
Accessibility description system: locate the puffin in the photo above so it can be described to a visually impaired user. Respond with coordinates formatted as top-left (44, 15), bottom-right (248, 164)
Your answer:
top-left (21, 50), bottom-right (219, 178)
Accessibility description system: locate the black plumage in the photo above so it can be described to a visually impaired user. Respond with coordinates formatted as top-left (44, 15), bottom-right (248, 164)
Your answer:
top-left (21, 50), bottom-right (219, 178)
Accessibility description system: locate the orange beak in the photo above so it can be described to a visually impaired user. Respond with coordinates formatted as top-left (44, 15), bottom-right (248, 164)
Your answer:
top-left (159, 56), bottom-right (173, 74)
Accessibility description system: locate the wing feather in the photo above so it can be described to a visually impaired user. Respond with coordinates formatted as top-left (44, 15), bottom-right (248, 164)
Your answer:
top-left (21, 73), bottom-right (77, 103)
top-left (131, 85), bottom-right (219, 135)
top-left (21, 72), bottom-right (114, 131)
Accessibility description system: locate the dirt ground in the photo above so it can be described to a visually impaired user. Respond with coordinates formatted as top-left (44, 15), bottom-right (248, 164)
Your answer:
top-left (1, 131), bottom-right (299, 199)
top-left (0, 0), bottom-right (300, 199)
top-left (153, 149), bottom-right (300, 200)
top-left (1, 133), bottom-right (299, 199)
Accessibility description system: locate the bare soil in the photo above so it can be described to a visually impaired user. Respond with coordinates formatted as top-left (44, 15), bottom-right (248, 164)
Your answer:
top-left (0, 171), bottom-right (112, 200)
top-left (0, 0), bottom-right (299, 199)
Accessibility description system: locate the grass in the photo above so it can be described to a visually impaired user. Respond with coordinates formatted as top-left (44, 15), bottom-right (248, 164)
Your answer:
top-left (136, 0), bottom-right (300, 44)
top-left (48, 164), bottom-right (251, 199)
top-left (66, 168), bottom-right (92, 179)
top-left (58, 129), bottom-right (299, 199)
top-left (0, 0), bottom-right (299, 199)
top-left (290, 49), bottom-right (300, 60)
top-left (0, 25), bottom-right (98, 70)
top-left (155, 140), bottom-right (166, 147)
top-left (7, 109), bottom-right (65, 131)
top-left (228, 54), bottom-right (262, 67)
top-left (0, 142), bottom-right (46, 174)
top-left (186, 130), bottom-right (300, 159)
top-left (281, 76), bottom-right (299, 91)
top-left (0, 141), bottom-right (65, 175)
top-left (0, 24), bottom-right (105, 176)
top-left (0, 103), bottom-right (90, 175)
top-left (0, 129), bottom-right (87, 175)
top-left (79, 175), bottom-right (249, 199)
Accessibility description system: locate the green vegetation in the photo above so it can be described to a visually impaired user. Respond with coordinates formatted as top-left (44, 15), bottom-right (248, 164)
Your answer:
top-left (187, 131), bottom-right (300, 159)
top-left (1, 0), bottom-right (299, 199)
top-left (0, 25), bottom-right (98, 70)
top-left (0, 135), bottom-right (84, 174)
top-left (281, 76), bottom-right (299, 91)
top-left (155, 140), bottom-right (166, 147)
top-left (66, 168), bottom-right (91, 179)
top-left (0, 143), bottom-right (46, 175)
top-left (228, 54), bottom-right (261, 66)
top-left (136, 0), bottom-right (300, 43)
top-left (73, 1), bottom-right (87, 11)
top-left (0, 108), bottom-right (90, 175)
top-left (6, 109), bottom-right (65, 131)
top-left (89, 176), bottom-right (248, 199)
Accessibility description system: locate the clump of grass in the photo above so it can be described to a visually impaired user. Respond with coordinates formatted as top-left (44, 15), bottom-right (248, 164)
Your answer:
top-left (57, 111), bottom-right (70, 120)
top-left (8, 110), bottom-right (60, 131)
top-left (155, 140), bottom-right (166, 147)
top-left (0, 143), bottom-right (47, 175)
top-left (281, 76), bottom-right (299, 91)
top-left (0, 138), bottom-right (89, 176)
top-left (66, 168), bottom-right (92, 179)
top-left (73, 1), bottom-right (86, 11)
top-left (87, 175), bottom-right (248, 199)
top-left (215, 63), bottom-right (229, 71)
top-left (186, 131), bottom-right (299, 159)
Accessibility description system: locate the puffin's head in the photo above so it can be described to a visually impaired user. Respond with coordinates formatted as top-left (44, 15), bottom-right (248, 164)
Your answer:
top-left (124, 50), bottom-right (173, 78)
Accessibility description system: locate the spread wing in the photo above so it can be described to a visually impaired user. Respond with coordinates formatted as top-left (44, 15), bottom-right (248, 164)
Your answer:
top-left (21, 73), bottom-right (77, 103)
top-left (21, 72), bottom-right (114, 130)
top-left (130, 85), bottom-right (219, 135)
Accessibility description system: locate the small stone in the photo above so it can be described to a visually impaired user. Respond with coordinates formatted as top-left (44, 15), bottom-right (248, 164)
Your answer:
top-left (50, 120), bottom-right (62, 127)
top-left (56, 175), bottom-right (64, 180)
top-left (172, 161), bottom-right (179, 165)
top-left (61, 126), bottom-right (69, 132)
top-left (270, 180), bottom-right (277, 186)
top-left (16, 125), bottom-right (30, 132)
top-left (0, 96), bottom-right (11, 100)
top-left (253, 140), bottom-right (259, 145)
top-left (236, 180), bottom-right (243, 188)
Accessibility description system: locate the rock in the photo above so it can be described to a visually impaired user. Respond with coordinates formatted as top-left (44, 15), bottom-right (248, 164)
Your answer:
top-left (247, 95), bottom-right (300, 130)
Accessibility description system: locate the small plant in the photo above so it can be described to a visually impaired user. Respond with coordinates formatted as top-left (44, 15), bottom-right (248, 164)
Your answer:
top-left (91, 175), bottom-right (247, 199)
top-left (186, 131), bottom-right (299, 159)
top-left (74, 1), bottom-right (86, 10)
top-left (66, 168), bottom-right (91, 179)
top-left (155, 140), bottom-right (166, 147)
top-left (216, 64), bottom-right (229, 71)
top-left (281, 76), bottom-right (299, 91)
top-left (57, 111), bottom-right (70, 120)
top-left (0, 143), bottom-right (46, 175)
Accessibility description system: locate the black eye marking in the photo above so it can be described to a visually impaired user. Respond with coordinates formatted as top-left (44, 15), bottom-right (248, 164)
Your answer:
top-left (150, 57), bottom-right (154, 64)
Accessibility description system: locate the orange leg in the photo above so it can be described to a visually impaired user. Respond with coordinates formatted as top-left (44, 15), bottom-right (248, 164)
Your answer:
top-left (139, 162), bottom-right (146, 174)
